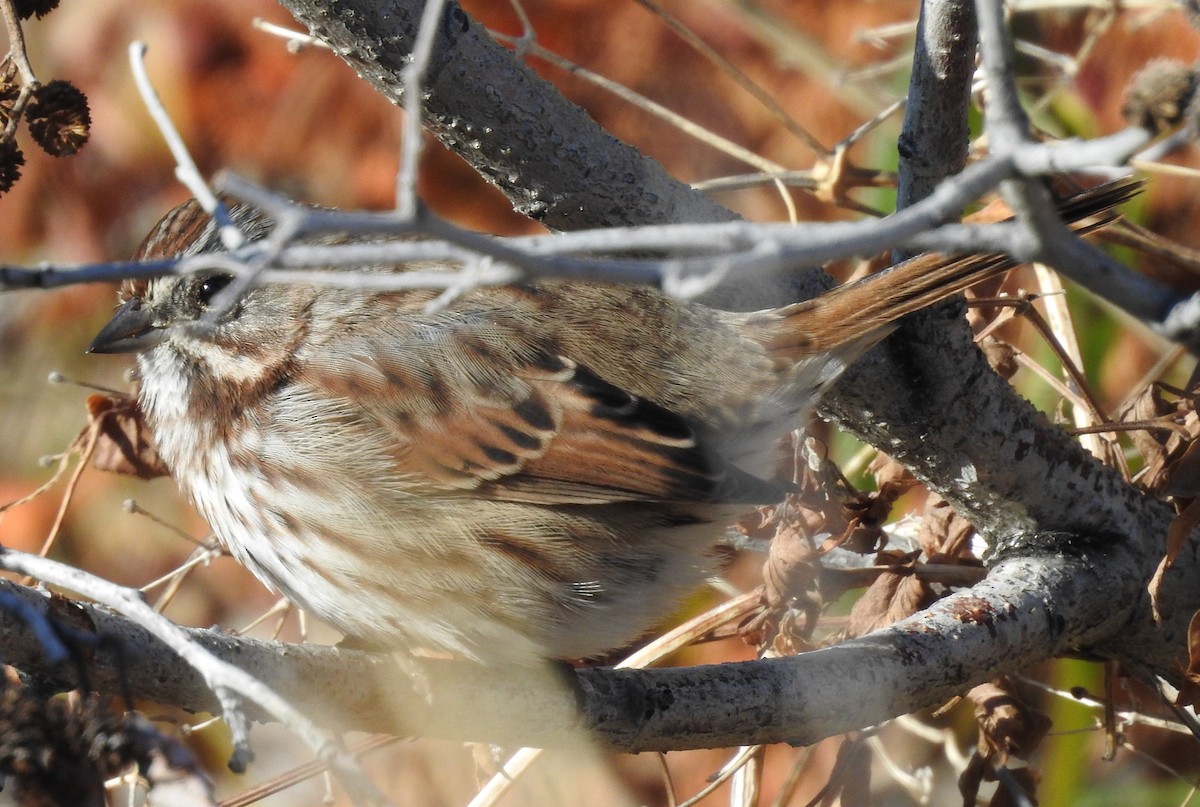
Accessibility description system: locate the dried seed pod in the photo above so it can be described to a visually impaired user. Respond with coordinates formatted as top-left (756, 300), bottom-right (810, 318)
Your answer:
top-left (0, 687), bottom-right (141, 806)
top-left (12, 0), bottom-right (60, 20)
top-left (0, 138), bottom-right (25, 194)
top-left (25, 79), bottom-right (90, 157)
top-left (1122, 58), bottom-right (1198, 134)
top-left (0, 79), bottom-right (19, 128)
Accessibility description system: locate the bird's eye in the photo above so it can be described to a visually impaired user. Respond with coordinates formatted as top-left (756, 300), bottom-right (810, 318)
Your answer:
top-left (195, 274), bottom-right (233, 308)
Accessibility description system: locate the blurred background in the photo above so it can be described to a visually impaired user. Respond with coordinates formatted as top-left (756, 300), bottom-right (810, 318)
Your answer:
top-left (2, 0), bottom-right (1200, 804)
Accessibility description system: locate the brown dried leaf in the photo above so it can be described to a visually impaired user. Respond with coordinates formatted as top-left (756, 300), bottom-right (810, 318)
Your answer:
top-left (1150, 497), bottom-right (1200, 621)
top-left (1177, 610), bottom-right (1200, 707)
top-left (969, 679), bottom-right (1051, 763)
top-left (791, 438), bottom-right (854, 540)
top-left (958, 752), bottom-right (989, 807)
top-left (780, 436), bottom-right (890, 554)
top-left (742, 506), bottom-right (824, 653)
top-left (761, 517), bottom-right (819, 612)
top-left (732, 504), bottom-right (782, 544)
top-left (86, 393), bottom-right (169, 480)
top-left (917, 497), bottom-right (977, 560)
top-left (1116, 384), bottom-right (1195, 492)
top-left (839, 480), bottom-right (908, 554)
top-left (1163, 439), bottom-right (1200, 498)
top-left (812, 738), bottom-right (870, 807)
top-left (979, 336), bottom-right (1019, 381)
top-left (846, 557), bottom-right (930, 637)
top-left (1118, 385), bottom-right (1171, 476)
top-left (833, 744), bottom-right (871, 807)
top-left (866, 451), bottom-right (912, 490)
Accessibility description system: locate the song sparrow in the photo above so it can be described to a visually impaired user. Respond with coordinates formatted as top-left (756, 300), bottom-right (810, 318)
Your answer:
top-left (89, 183), bottom-right (1131, 665)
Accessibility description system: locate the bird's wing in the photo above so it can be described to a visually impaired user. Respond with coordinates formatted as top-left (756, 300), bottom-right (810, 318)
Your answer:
top-left (304, 319), bottom-right (782, 507)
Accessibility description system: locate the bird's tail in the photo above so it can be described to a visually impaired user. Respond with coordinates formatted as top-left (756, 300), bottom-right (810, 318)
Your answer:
top-left (745, 177), bottom-right (1143, 366)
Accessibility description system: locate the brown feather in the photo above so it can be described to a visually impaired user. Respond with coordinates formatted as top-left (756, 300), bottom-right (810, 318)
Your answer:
top-left (746, 177), bottom-right (1143, 364)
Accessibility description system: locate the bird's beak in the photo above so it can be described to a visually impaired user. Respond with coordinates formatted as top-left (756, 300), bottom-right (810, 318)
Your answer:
top-left (88, 297), bottom-right (164, 354)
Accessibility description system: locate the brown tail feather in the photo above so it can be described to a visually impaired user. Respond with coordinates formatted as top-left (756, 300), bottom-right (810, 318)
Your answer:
top-left (755, 176), bottom-right (1142, 362)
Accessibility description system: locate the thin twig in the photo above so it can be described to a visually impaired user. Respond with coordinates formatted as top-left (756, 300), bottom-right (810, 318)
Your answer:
top-left (470, 590), bottom-right (761, 807)
top-left (30, 420), bottom-right (100, 561)
top-left (633, 0), bottom-right (828, 157)
top-left (220, 734), bottom-right (400, 807)
top-left (395, 0), bottom-right (449, 217)
top-left (675, 744), bottom-right (763, 807)
top-left (0, 444), bottom-right (76, 519)
top-left (0, 141), bottom-right (1172, 344)
top-left (251, 17), bottom-right (331, 51)
top-left (128, 41), bottom-right (244, 250)
top-left (494, 33), bottom-right (794, 181)
top-left (0, 0), bottom-right (37, 84)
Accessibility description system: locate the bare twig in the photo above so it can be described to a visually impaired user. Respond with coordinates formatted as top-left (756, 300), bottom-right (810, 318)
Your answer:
top-left (251, 17), bottom-right (331, 51)
top-left (633, 0), bottom-right (828, 158)
top-left (0, 135), bottom-right (1170, 326)
top-left (0, 0), bottom-right (37, 84)
top-left (395, 0), bottom-right (448, 217)
top-left (128, 42), bottom-right (244, 250)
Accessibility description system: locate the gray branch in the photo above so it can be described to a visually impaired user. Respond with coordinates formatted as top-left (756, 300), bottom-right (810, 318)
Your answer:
top-left (276, 0), bottom-right (737, 233)
top-left (0, 536), bottom-right (1177, 751)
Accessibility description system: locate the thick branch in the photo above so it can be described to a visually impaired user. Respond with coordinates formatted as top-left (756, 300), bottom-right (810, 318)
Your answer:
top-left (896, 0), bottom-right (977, 209)
top-left (2, 535), bottom-right (1174, 751)
top-left (275, 0), bottom-right (738, 232)
top-left (827, 3), bottom-right (1160, 542)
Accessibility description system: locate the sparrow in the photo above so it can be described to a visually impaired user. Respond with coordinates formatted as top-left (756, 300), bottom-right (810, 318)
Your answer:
top-left (89, 180), bottom-right (1134, 664)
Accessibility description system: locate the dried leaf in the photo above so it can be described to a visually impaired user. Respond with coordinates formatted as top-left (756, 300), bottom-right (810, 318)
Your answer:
top-left (1163, 439), bottom-right (1200, 498)
top-left (791, 438), bottom-right (855, 540)
top-left (917, 497), bottom-right (977, 559)
top-left (968, 679), bottom-right (1050, 763)
top-left (979, 336), bottom-right (1019, 380)
top-left (812, 738), bottom-right (871, 807)
top-left (866, 451), bottom-right (912, 490)
top-left (839, 480), bottom-right (907, 554)
top-left (1150, 497), bottom-right (1200, 621)
top-left (846, 557), bottom-right (930, 637)
top-left (761, 518), bottom-right (819, 612)
top-left (958, 752), bottom-right (989, 807)
top-left (1119, 386), bottom-right (1172, 484)
top-left (833, 745), bottom-right (871, 807)
top-left (86, 393), bottom-right (168, 480)
top-left (742, 507), bottom-right (823, 653)
top-left (1177, 610), bottom-right (1200, 707)
top-left (1116, 384), bottom-right (1197, 492)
